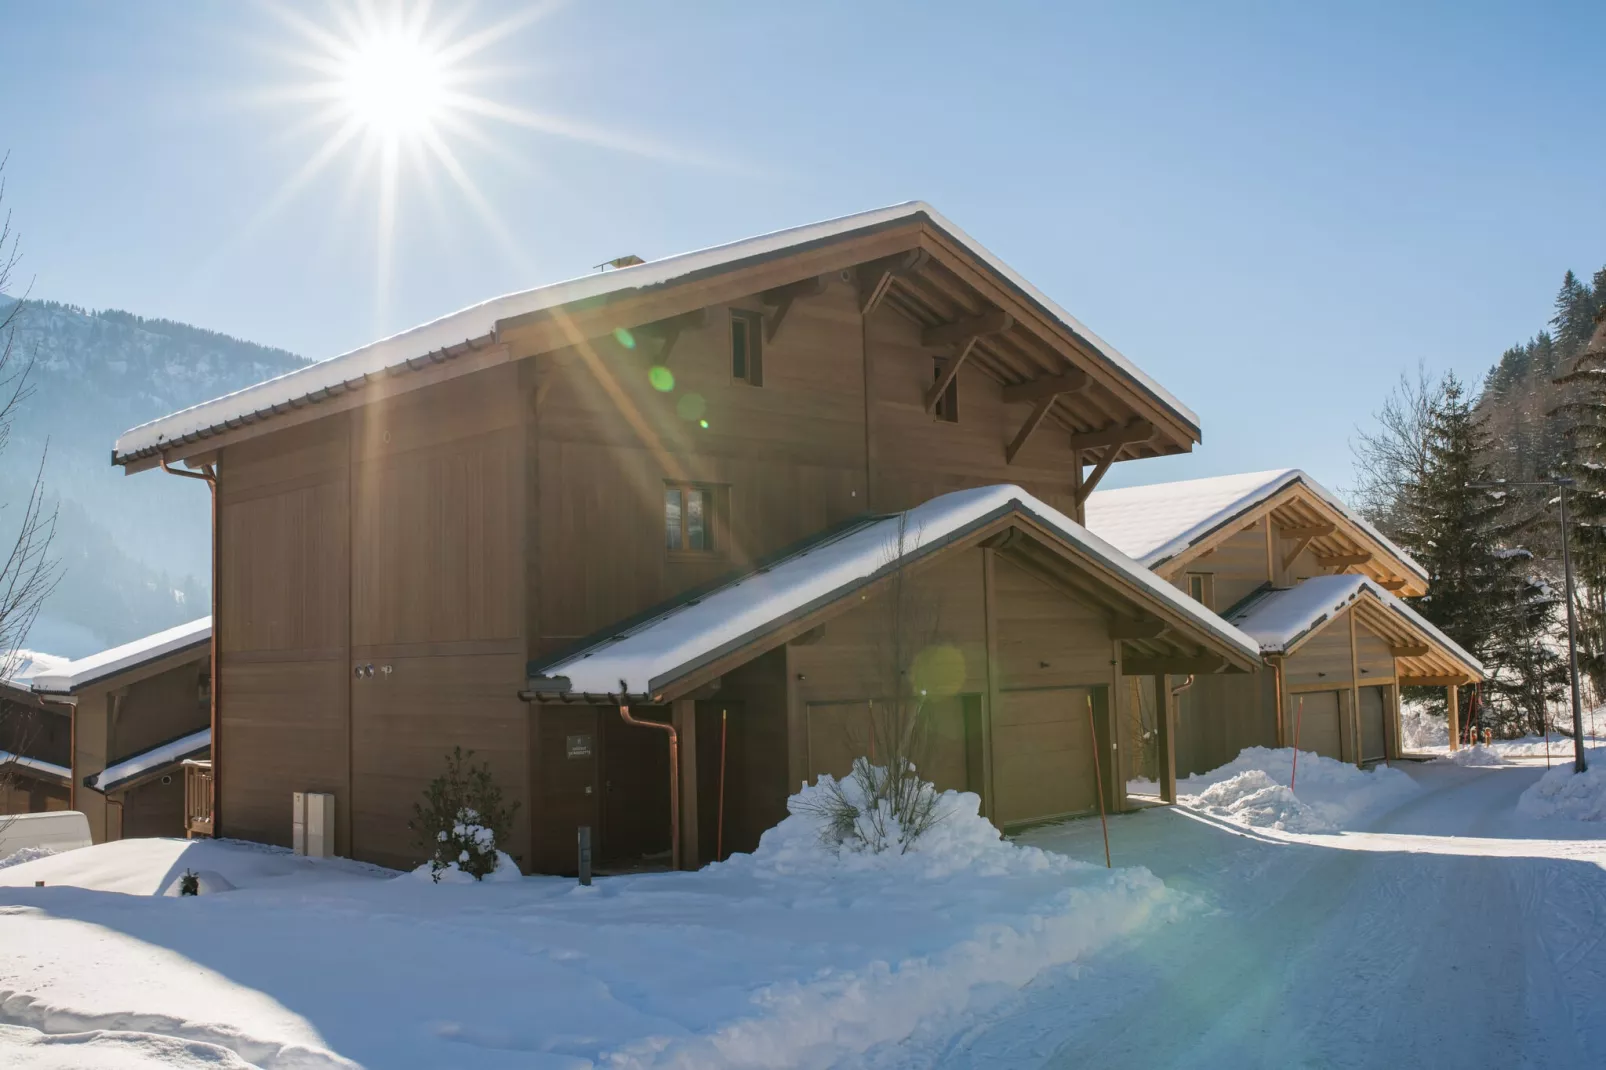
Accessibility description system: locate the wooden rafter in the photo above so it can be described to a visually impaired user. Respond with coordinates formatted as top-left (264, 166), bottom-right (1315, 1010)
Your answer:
top-left (1380, 578), bottom-right (1408, 591)
top-left (1068, 418), bottom-right (1154, 454)
top-left (760, 275), bottom-right (827, 344)
top-left (1318, 552), bottom-right (1372, 568)
top-left (636, 308), bottom-right (707, 366)
top-left (1109, 616), bottom-right (1167, 640)
top-left (855, 249), bottom-right (928, 316)
top-left (920, 307), bottom-right (1013, 349)
top-left (1005, 395), bottom-right (1058, 464)
top-left (1278, 522), bottom-right (1336, 540)
top-left (1400, 674), bottom-right (1476, 687)
top-left (1390, 643), bottom-right (1431, 658)
top-left (924, 336), bottom-right (980, 414)
top-left (1079, 446), bottom-right (1121, 501)
top-left (1282, 535), bottom-right (1316, 571)
top-left (1001, 369), bottom-right (1090, 404)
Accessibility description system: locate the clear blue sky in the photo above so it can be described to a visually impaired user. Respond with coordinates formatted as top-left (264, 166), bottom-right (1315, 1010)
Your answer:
top-left (4, 2), bottom-right (1604, 492)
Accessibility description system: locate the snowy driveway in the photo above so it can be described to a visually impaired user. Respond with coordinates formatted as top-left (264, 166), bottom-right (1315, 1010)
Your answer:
top-left (877, 760), bottom-right (1606, 1069)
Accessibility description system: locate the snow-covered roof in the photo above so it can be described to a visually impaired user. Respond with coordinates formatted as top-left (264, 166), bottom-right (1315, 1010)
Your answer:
top-left (1085, 468), bottom-right (1427, 582)
top-left (0, 748), bottom-right (70, 785)
top-left (1226, 574), bottom-right (1484, 676)
top-left (87, 728), bottom-right (211, 794)
top-left (530, 484), bottom-right (1261, 698)
top-left (3, 649), bottom-right (74, 689)
top-left (29, 617), bottom-right (210, 695)
top-left (114, 202), bottom-right (1197, 464)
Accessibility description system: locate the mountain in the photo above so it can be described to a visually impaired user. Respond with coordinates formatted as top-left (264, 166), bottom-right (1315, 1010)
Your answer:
top-left (0, 296), bottom-right (308, 656)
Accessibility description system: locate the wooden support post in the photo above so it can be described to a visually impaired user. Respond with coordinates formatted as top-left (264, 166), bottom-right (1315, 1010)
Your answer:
top-left (980, 547), bottom-right (1000, 821)
top-left (1070, 449), bottom-right (1085, 525)
top-left (1349, 610), bottom-right (1363, 768)
top-left (1111, 640), bottom-right (1130, 813)
top-left (672, 699), bottom-right (699, 869)
top-left (1271, 658), bottom-right (1287, 748)
top-left (1447, 682), bottom-right (1460, 752)
top-left (1264, 515), bottom-right (1276, 584)
top-left (1154, 675), bottom-right (1177, 804)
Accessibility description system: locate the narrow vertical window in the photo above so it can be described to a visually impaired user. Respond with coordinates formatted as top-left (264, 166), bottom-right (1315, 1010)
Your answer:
top-left (665, 487), bottom-right (684, 551)
top-left (1186, 573), bottom-right (1213, 609)
top-left (731, 310), bottom-right (763, 385)
top-left (933, 359), bottom-right (959, 422)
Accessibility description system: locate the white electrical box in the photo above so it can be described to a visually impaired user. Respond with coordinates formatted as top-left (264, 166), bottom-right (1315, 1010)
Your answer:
top-left (291, 791), bottom-right (306, 856)
top-left (305, 792), bottom-right (335, 859)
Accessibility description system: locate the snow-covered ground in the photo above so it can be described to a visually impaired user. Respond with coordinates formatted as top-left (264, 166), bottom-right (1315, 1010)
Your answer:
top-left (8, 758), bottom-right (1606, 1068)
top-left (0, 788), bottom-right (1176, 1069)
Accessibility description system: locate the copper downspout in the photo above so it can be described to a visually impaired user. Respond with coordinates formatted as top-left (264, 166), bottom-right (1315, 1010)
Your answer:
top-left (161, 458), bottom-right (219, 837)
top-left (618, 701), bottom-right (680, 871)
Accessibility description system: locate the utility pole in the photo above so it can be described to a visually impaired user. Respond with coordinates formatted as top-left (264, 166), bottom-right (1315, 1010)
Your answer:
top-left (1468, 478), bottom-right (1586, 773)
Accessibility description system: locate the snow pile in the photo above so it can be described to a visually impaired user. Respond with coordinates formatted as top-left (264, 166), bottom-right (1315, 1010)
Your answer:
top-left (1191, 769), bottom-right (1335, 833)
top-left (1435, 745), bottom-right (1505, 767)
top-left (0, 845), bottom-right (54, 871)
top-left (161, 869), bottom-right (237, 896)
top-left (1176, 747), bottom-right (1419, 832)
top-left (1517, 751), bottom-right (1606, 821)
top-left (1401, 701), bottom-right (1448, 751)
top-left (409, 849), bottom-right (521, 884)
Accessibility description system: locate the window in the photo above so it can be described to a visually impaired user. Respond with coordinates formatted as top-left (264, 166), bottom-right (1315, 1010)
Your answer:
top-left (1186, 572), bottom-right (1214, 609)
top-left (730, 310), bottom-right (763, 385)
top-left (933, 359), bottom-right (958, 422)
top-left (665, 483), bottom-right (721, 554)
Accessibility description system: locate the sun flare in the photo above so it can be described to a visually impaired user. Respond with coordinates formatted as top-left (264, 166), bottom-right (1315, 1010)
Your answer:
top-left (338, 33), bottom-right (447, 139)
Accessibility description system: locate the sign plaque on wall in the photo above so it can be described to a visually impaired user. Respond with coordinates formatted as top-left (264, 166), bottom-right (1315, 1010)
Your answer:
top-left (566, 734), bottom-right (593, 760)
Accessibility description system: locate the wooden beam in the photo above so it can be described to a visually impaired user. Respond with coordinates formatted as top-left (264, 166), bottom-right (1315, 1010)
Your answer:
top-left (1380, 578), bottom-right (1408, 591)
top-left (1078, 446), bottom-right (1120, 502)
top-left (789, 624), bottom-right (826, 646)
top-left (1001, 369), bottom-right (1090, 405)
top-left (1447, 681), bottom-right (1460, 752)
top-left (1400, 675), bottom-right (1476, 687)
top-left (1154, 674), bottom-right (1177, 804)
top-left (924, 336), bottom-right (979, 414)
top-left (980, 547), bottom-right (1000, 821)
top-left (1318, 553), bottom-right (1372, 568)
top-left (1004, 395), bottom-right (1056, 464)
top-left (920, 307), bottom-right (1012, 349)
top-left (1389, 643), bottom-right (1431, 658)
top-left (761, 276), bottom-right (827, 344)
top-left (1068, 418), bottom-right (1154, 454)
top-left (1278, 522), bottom-right (1336, 540)
top-left (672, 698), bottom-right (698, 869)
top-left (856, 249), bottom-right (928, 316)
top-left (1349, 609), bottom-right (1363, 768)
top-left (637, 309), bottom-right (707, 366)
top-left (1123, 654), bottom-right (1227, 676)
top-left (1282, 535), bottom-right (1315, 571)
top-left (1109, 616), bottom-right (1167, 640)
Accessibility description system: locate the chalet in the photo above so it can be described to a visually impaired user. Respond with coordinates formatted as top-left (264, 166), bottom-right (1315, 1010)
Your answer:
top-left (0, 652), bottom-right (74, 815)
top-left (1086, 469), bottom-right (1483, 782)
top-left (29, 618), bottom-right (212, 842)
top-left (111, 202), bottom-right (1263, 874)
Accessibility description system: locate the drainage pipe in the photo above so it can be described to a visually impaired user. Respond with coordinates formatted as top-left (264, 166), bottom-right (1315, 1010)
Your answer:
top-left (161, 458), bottom-right (218, 837)
top-left (618, 702), bottom-right (680, 871)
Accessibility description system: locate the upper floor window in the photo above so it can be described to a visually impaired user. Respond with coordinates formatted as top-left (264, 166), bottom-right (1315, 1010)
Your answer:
top-left (731, 310), bottom-right (763, 385)
top-left (665, 483), bottom-right (722, 554)
top-left (1186, 572), bottom-right (1214, 609)
top-left (933, 359), bottom-right (958, 422)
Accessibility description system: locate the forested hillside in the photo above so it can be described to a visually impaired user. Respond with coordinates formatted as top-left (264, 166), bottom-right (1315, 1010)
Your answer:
top-left (0, 297), bottom-right (307, 655)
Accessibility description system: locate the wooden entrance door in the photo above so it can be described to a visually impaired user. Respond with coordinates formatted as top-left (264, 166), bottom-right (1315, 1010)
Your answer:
top-left (991, 686), bottom-right (1101, 826)
top-left (1360, 686), bottom-right (1389, 763)
top-left (533, 706), bottom-right (600, 875)
top-left (1293, 691), bottom-right (1343, 761)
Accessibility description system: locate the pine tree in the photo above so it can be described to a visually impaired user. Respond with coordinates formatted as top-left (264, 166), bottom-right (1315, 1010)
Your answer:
top-left (1552, 271), bottom-right (1598, 359)
top-left (1397, 374), bottom-right (1542, 734)
top-left (1554, 307), bottom-right (1606, 698)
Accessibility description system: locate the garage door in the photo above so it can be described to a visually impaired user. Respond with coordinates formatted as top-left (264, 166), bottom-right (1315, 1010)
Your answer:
top-left (1360, 686), bottom-right (1389, 763)
top-left (806, 697), bottom-right (978, 793)
top-left (1293, 691), bottom-right (1344, 761)
top-left (991, 687), bottom-right (1099, 826)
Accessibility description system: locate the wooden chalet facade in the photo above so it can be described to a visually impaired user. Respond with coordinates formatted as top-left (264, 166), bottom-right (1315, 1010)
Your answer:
top-left (1087, 470), bottom-right (1484, 777)
top-left (112, 203), bottom-right (1263, 873)
top-left (0, 661), bottom-right (73, 816)
top-left (29, 619), bottom-right (212, 843)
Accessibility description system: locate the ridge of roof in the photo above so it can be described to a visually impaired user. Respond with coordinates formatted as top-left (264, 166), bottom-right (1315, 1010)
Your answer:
top-left (1226, 573), bottom-right (1483, 677)
top-left (114, 201), bottom-right (1197, 464)
top-left (1085, 468), bottom-right (1428, 583)
top-left (30, 617), bottom-right (211, 695)
top-left (529, 484), bottom-right (1260, 698)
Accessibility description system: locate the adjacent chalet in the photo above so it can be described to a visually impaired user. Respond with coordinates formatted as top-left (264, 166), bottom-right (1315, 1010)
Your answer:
top-left (28, 618), bottom-right (213, 842)
top-left (112, 201), bottom-right (1259, 873)
top-left (0, 652), bottom-right (74, 814)
top-left (1086, 470), bottom-right (1483, 783)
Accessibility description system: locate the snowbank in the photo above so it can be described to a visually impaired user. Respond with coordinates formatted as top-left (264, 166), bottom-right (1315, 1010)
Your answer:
top-left (0, 794), bottom-right (1183, 1069)
top-left (1175, 748), bottom-right (1419, 833)
top-left (1434, 745), bottom-right (1505, 767)
top-left (408, 849), bottom-right (521, 884)
top-left (1517, 749), bottom-right (1606, 822)
top-left (0, 845), bottom-right (55, 871)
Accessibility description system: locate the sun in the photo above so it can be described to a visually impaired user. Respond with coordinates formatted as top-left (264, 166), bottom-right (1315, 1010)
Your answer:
top-left (338, 32), bottom-right (447, 139)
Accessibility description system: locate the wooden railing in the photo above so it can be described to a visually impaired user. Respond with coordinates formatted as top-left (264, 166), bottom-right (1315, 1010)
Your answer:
top-left (183, 759), bottom-right (213, 838)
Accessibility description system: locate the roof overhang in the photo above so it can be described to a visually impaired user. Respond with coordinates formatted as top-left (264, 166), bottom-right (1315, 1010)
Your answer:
top-left (85, 728), bottom-right (211, 795)
top-left (114, 203), bottom-right (1200, 473)
top-left (29, 618), bottom-right (211, 697)
top-left (525, 487), bottom-right (1260, 705)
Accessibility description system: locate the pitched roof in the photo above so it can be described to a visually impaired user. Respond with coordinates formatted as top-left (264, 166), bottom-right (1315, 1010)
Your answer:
top-left (0, 748), bottom-right (70, 785)
top-left (528, 484), bottom-right (1261, 699)
top-left (113, 202), bottom-right (1197, 465)
top-left (29, 617), bottom-right (210, 696)
top-left (86, 728), bottom-right (210, 794)
top-left (1226, 574), bottom-right (1483, 678)
top-left (1084, 468), bottom-right (1427, 585)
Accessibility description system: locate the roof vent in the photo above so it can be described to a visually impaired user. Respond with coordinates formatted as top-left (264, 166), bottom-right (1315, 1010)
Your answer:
top-left (596, 255), bottom-right (645, 272)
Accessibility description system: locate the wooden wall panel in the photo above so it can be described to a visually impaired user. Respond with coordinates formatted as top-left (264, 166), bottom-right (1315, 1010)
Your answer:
top-left (991, 686), bottom-right (1100, 825)
top-left (110, 662), bottom-right (208, 764)
top-left (349, 652), bottom-right (530, 872)
top-left (220, 659), bottom-right (349, 851)
top-left (992, 555), bottom-right (1113, 688)
top-left (1176, 671), bottom-right (1275, 776)
top-left (1184, 527), bottom-right (1271, 612)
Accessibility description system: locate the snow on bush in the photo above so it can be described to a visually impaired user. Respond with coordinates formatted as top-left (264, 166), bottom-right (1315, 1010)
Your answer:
top-left (0, 845), bottom-right (54, 871)
top-left (754, 766), bottom-right (1076, 880)
top-left (1176, 747), bottom-right (1418, 832)
top-left (408, 746), bottom-right (520, 882)
top-left (1401, 700), bottom-right (1448, 751)
top-left (788, 757), bottom-right (952, 860)
top-left (1517, 750), bottom-right (1606, 821)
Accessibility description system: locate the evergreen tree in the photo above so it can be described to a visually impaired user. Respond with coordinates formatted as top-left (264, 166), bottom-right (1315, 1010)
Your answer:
top-left (1554, 307), bottom-right (1606, 698)
top-left (1552, 271), bottom-right (1598, 359)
